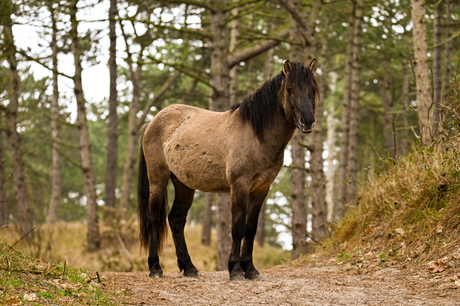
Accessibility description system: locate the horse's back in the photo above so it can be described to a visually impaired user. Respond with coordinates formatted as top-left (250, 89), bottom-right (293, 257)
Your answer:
top-left (143, 104), bottom-right (235, 192)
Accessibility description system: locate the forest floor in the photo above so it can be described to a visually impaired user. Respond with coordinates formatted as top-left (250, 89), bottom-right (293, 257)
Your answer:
top-left (102, 259), bottom-right (460, 305)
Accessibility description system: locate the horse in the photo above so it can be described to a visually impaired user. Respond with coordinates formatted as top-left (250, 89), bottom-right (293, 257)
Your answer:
top-left (137, 59), bottom-right (319, 281)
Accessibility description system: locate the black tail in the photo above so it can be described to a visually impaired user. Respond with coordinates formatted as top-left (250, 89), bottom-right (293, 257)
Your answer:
top-left (138, 134), bottom-right (168, 252)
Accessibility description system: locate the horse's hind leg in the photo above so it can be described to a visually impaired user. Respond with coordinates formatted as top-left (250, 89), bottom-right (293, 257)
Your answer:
top-left (168, 175), bottom-right (198, 277)
top-left (240, 188), bottom-right (269, 280)
top-left (147, 178), bottom-right (170, 278)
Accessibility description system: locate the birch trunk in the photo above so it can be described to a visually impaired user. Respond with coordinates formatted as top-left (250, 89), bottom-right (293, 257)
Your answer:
top-left (70, 0), bottom-right (100, 252)
top-left (47, 6), bottom-right (62, 224)
top-left (410, 0), bottom-right (432, 146)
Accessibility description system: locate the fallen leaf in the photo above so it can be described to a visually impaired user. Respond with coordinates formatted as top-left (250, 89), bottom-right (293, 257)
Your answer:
top-left (23, 293), bottom-right (37, 302)
top-left (428, 259), bottom-right (449, 273)
top-left (395, 228), bottom-right (405, 236)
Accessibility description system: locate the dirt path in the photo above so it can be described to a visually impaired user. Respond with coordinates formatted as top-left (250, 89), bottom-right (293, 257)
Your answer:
top-left (103, 263), bottom-right (459, 305)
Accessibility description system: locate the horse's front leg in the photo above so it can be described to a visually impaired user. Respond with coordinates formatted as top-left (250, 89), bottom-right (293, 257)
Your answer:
top-left (228, 181), bottom-right (249, 281)
top-left (240, 188), bottom-right (269, 280)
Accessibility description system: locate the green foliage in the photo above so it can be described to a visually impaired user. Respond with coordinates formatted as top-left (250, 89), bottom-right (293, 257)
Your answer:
top-left (0, 241), bottom-right (116, 305)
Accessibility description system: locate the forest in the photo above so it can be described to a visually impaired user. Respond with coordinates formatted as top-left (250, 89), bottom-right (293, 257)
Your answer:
top-left (1, 0), bottom-right (459, 273)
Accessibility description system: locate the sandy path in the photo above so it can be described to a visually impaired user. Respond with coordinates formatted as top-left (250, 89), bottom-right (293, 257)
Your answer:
top-left (103, 264), bottom-right (459, 305)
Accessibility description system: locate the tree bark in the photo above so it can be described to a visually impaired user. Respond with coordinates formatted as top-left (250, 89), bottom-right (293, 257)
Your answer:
top-left (3, 1), bottom-right (33, 236)
top-left (47, 6), bottom-right (62, 224)
top-left (336, 7), bottom-right (355, 219)
top-left (210, 0), bottom-right (232, 271)
top-left (289, 0), bottom-right (308, 260)
top-left (431, 2), bottom-right (442, 138)
top-left (380, 60), bottom-right (395, 155)
top-left (0, 114), bottom-right (8, 227)
top-left (201, 192), bottom-right (213, 246)
top-left (70, 0), bottom-right (101, 252)
top-left (309, 0), bottom-right (326, 243)
top-left (325, 105), bottom-right (336, 223)
top-left (345, 0), bottom-right (363, 204)
top-left (104, 0), bottom-right (119, 212)
top-left (410, 0), bottom-right (432, 146)
top-left (399, 60), bottom-right (410, 156)
top-left (255, 49), bottom-right (275, 247)
top-left (440, 0), bottom-right (452, 129)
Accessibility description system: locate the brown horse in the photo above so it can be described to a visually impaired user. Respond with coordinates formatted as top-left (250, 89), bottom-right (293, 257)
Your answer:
top-left (138, 60), bottom-right (319, 280)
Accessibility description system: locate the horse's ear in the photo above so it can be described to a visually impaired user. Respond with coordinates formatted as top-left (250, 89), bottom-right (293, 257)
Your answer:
top-left (283, 60), bottom-right (292, 76)
top-left (309, 58), bottom-right (318, 75)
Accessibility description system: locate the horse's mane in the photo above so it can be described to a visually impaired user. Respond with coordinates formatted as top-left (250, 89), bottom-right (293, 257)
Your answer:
top-left (230, 62), bottom-right (318, 140)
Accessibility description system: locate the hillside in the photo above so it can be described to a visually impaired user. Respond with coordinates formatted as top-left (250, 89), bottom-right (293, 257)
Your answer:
top-left (317, 136), bottom-right (460, 286)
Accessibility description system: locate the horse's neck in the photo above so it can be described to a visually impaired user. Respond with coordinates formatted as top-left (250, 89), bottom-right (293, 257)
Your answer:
top-left (262, 109), bottom-right (296, 155)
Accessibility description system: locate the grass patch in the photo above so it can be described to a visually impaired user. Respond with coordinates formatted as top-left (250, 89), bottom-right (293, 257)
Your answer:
top-left (325, 136), bottom-right (460, 265)
top-left (0, 241), bottom-right (117, 305)
top-left (1, 220), bottom-right (288, 275)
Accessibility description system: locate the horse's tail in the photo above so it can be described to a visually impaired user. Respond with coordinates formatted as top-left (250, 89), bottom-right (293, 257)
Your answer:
top-left (138, 132), bottom-right (168, 253)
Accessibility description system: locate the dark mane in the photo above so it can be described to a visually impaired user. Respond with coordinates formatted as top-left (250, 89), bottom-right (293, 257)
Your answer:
top-left (230, 62), bottom-right (318, 140)
top-left (230, 73), bottom-right (285, 140)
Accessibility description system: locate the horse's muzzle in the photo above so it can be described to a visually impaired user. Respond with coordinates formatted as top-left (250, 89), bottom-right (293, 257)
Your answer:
top-left (297, 117), bottom-right (316, 133)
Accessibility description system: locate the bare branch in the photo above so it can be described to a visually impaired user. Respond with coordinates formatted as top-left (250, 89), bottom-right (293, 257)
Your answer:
top-left (228, 27), bottom-right (290, 68)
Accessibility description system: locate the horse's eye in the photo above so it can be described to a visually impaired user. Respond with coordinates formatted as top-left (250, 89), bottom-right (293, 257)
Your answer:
top-left (287, 88), bottom-right (292, 95)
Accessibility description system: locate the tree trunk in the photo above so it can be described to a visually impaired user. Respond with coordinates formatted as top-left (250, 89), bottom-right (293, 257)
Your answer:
top-left (201, 192), bottom-right (214, 246)
top-left (3, 1), bottom-right (33, 236)
top-left (47, 6), bottom-right (62, 224)
top-left (210, 0), bottom-right (231, 271)
top-left (440, 0), bottom-right (452, 127)
top-left (380, 60), bottom-right (395, 155)
top-left (399, 60), bottom-right (410, 156)
top-left (229, 7), bottom-right (240, 106)
top-left (0, 114), bottom-right (8, 227)
top-left (118, 62), bottom-right (142, 216)
top-left (431, 2), bottom-right (442, 138)
top-left (104, 0), bottom-right (119, 212)
top-left (255, 49), bottom-right (275, 247)
top-left (325, 106), bottom-right (336, 223)
top-left (70, 0), bottom-right (100, 252)
top-left (336, 8), bottom-right (355, 219)
top-left (410, 0), bottom-right (432, 146)
top-left (309, 0), bottom-right (326, 242)
top-left (345, 0), bottom-right (363, 203)
top-left (289, 0), bottom-right (307, 260)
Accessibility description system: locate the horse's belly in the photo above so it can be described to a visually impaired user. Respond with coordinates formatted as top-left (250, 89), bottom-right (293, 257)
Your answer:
top-left (165, 147), bottom-right (230, 192)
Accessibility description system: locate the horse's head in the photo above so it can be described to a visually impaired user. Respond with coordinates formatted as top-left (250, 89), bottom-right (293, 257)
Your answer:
top-left (280, 59), bottom-right (319, 134)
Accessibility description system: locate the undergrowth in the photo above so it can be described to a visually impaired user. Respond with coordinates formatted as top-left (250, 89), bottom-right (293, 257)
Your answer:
top-left (324, 135), bottom-right (460, 265)
top-left (0, 241), bottom-right (118, 305)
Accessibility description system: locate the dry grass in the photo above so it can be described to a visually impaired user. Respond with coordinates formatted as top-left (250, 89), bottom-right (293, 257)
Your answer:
top-left (324, 136), bottom-right (460, 264)
top-left (0, 219), bottom-right (288, 274)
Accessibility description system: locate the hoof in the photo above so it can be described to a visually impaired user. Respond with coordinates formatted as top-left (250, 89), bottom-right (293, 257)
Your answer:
top-left (230, 273), bottom-right (245, 281)
top-left (245, 272), bottom-right (261, 280)
top-left (149, 271), bottom-right (164, 278)
top-left (184, 270), bottom-right (199, 278)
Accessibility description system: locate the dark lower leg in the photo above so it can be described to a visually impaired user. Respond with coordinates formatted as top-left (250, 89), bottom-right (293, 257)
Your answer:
top-left (240, 191), bottom-right (267, 279)
top-left (148, 239), bottom-right (163, 277)
top-left (228, 213), bottom-right (245, 280)
top-left (169, 178), bottom-right (197, 277)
